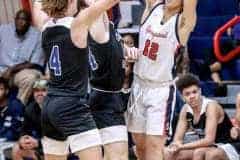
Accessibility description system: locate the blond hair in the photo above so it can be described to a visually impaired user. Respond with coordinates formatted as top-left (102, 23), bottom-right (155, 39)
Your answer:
top-left (41, 0), bottom-right (68, 18)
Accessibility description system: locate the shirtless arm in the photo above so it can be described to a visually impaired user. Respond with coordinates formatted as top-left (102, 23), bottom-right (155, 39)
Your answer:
top-left (89, 12), bottom-right (110, 44)
top-left (236, 93), bottom-right (240, 124)
top-left (178, 0), bottom-right (197, 46)
top-left (180, 102), bottom-right (221, 150)
top-left (71, 0), bottom-right (119, 48)
top-left (172, 106), bottom-right (188, 144)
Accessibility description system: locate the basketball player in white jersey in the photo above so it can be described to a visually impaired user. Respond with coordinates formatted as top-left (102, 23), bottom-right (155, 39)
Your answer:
top-left (126, 0), bottom-right (197, 160)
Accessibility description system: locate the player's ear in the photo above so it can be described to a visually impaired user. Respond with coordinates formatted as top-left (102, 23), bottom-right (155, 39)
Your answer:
top-left (199, 88), bottom-right (202, 95)
top-left (5, 88), bottom-right (9, 96)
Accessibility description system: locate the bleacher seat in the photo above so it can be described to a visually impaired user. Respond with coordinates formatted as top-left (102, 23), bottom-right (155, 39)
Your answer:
top-left (196, 0), bottom-right (218, 16)
top-left (188, 36), bottom-right (213, 60)
top-left (227, 85), bottom-right (240, 97)
top-left (131, 4), bottom-right (144, 26)
top-left (222, 59), bottom-right (240, 80)
top-left (189, 0), bottom-right (238, 78)
top-left (217, 0), bottom-right (239, 15)
top-left (197, 0), bottom-right (239, 16)
top-left (234, 60), bottom-right (240, 80)
top-left (200, 81), bottom-right (217, 97)
top-left (192, 17), bottom-right (222, 37)
top-left (192, 16), bottom-right (235, 37)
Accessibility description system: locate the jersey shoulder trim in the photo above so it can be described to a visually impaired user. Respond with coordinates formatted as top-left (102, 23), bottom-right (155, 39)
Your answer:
top-left (141, 2), bottom-right (165, 26)
top-left (42, 17), bottom-right (74, 31)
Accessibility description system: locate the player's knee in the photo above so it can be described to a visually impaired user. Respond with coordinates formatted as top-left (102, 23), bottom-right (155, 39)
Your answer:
top-left (163, 148), bottom-right (174, 160)
top-left (193, 148), bottom-right (206, 159)
top-left (205, 149), bottom-right (222, 160)
top-left (135, 143), bottom-right (145, 155)
top-left (104, 142), bottom-right (128, 160)
top-left (146, 137), bottom-right (165, 152)
top-left (175, 150), bottom-right (192, 160)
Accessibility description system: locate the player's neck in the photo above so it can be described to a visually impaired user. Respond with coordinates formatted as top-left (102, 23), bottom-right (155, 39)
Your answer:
top-left (164, 6), bottom-right (178, 16)
top-left (146, 0), bottom-right (162, 10)
top-left (0, 97), bottom-right (7, 108)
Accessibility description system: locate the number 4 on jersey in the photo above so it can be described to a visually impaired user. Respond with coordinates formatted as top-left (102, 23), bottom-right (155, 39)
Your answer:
top-left (49, 45), bottom-right (62, 76)
top-left (143, 39), bottom-right (159, 60)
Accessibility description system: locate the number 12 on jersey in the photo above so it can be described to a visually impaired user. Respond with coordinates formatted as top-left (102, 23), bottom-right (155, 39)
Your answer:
top-left (49, 45), bottom-right (62, 76)
top-left (143, 39), bottom-right (159, 61)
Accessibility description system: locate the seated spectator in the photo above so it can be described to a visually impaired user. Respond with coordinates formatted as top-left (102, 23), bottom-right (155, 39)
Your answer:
top-left (12, 79), bottom-right (47, 160)
top-left (197, 129), bottom-right (240, 160)
top-left (218, 23), bottom-right (240, 81)
top-left (197, 93), bottom-right (240, 160)
top-left (122, 34), bottom-right (135, 48)
top-left (164, 74), bottom-right (234, 160)
top-left (122, 34), bottom-right (135, 92)
top-left (232, 92), bottom-right (240, 127)
top-left (194, 21), bottom-right (240, 83)
top-left (0, 77), bottom-right (24, 141)
top-left (0, 9), bottom-right (45, 105)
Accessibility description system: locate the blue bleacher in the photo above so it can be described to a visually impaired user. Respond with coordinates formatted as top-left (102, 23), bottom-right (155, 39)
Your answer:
top-left (217, 0), bottom-right (239, 15)
top-left (197, 0), bottom-right (239, 16)
top-left (192, 16), bottom-right (234, 37)
top-left (222, 59), bottom-right (240, 81)
top-left (188, 36), bottom-right (213, 59)
top-left (188, 0), bottom-right (239, 82)
top-left (196, 0), bottom-right (218, 16)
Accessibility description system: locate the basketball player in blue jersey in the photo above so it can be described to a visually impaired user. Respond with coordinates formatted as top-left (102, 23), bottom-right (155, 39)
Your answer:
top-left (86, 0), bottom-right (136, 159)
top-left (125, 0), bottom-right (197, 160)
top-left (40, 0), bottom-right (119, 160)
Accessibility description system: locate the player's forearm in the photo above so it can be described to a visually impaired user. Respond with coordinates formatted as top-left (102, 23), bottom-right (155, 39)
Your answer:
top-left (180, 138), bottom-right (215, 150)
top-left (75, 0), bottom-right (119, 27)
top-left (179, 20), bottom-right (196, 46)
top-left (179, 0), bottom-right (197, 45)
top-left (173, 135), bottom-right (184, 144)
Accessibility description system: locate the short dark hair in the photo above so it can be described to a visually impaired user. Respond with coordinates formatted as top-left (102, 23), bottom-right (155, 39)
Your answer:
top-left (0, 77), bottom-right (9, 89)
top-left (15, 9), bottom-right (32, 22)
top-left (176, 74), bottom-right (200, 93)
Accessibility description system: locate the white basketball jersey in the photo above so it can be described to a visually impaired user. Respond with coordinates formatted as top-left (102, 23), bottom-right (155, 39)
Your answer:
top-left (134, 3), bottom-right (180, 83)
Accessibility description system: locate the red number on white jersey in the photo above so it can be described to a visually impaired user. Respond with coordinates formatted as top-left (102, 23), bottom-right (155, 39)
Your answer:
top-left (143, 39), bottom-right (159, 61)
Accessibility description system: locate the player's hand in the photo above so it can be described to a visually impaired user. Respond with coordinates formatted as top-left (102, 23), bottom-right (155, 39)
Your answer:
top-left (231, 127), bottom-right (240, 140)
top-left (19, 135), bottom-right (38, 150)
top-left (167, 142), bottom-right (181, 154)
top-left (124, 45), bottom-right (141, 63)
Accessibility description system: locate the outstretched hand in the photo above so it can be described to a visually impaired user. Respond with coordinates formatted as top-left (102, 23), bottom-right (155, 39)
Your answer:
top-left (19, 135), bottom-right (38, 150)
top-left (166, 142), bottom-right (182, 154)
top-left (124, 45), bottom-right (141, 63)
top-left (231, 127), bottom-right (240, 140)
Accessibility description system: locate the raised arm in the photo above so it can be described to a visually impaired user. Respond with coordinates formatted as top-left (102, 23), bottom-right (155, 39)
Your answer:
top-left (178, 0), bottom-right (197, 46)
top-left (71, 0), bottom-right (119, 48)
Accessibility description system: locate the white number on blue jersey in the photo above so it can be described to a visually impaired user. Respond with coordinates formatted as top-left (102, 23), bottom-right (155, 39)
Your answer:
top-left (49, 45), bottom-right (62, 76)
